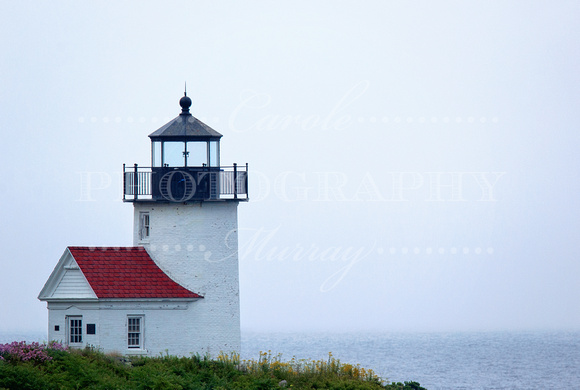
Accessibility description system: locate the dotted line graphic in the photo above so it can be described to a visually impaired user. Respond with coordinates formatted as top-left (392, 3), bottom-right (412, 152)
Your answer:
top-left (365, 116), bottom-right (499, 124)
top-left (377, 247), bottom-right (494, 255)
top-left (78, 116), bottom-right (499, 124)
top-left (140, 245), bottom-right (494, 255)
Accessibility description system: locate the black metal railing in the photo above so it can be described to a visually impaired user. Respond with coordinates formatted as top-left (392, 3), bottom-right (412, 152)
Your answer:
top-left (123, 164), bottom-right (248, 202)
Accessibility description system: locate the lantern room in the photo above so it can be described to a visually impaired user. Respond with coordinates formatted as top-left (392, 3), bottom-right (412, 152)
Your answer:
top-left (123, 93), bottom-right (248, 203)
top-left (149, 93), bottom-right (221, 168)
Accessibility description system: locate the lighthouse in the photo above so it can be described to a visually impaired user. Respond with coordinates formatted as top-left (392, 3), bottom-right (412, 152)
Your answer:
top-left (123, 92), bottom-right (248, 354)
top-left (39, 93), bottom-right (248, 356)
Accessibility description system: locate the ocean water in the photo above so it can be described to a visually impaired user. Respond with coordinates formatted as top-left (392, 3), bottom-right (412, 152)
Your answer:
top-left (241, 331), bottom-right (580, 390)
top-left (2, 330), bottom-right (578, 389)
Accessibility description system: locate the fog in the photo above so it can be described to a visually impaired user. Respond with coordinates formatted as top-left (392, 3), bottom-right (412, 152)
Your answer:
top-left (0, 1), bottom-right (579, 333)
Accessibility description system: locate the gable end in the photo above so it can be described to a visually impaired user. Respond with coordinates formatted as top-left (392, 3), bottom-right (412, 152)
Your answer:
top-left (38, 248), bottom-right (97, 301)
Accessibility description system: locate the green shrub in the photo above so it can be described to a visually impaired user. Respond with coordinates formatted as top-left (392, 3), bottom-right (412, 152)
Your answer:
top-left (0, 342), bottom-right (426, 390)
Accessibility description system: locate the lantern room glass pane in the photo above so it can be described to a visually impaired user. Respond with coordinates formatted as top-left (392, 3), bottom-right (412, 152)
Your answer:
top-left (152, 141), bottom-right (162, 167)
top-left (209, 141), bottom-right (219, 167)
top-left (186, 142), bottom-right (208, 167)
top-left (163, 141), bottom-right (186, 167)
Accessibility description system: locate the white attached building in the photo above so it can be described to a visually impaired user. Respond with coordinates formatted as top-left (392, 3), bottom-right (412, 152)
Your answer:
top-left (38, 93), bottom-right (248, 356)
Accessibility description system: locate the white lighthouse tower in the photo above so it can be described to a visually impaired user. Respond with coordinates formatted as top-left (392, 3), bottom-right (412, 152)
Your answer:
top-left (123, 92), bottom-right (248, 354)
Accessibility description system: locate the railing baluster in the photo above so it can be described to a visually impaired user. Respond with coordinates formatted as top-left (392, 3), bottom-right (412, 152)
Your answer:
top-left (233, 163), bottom-right (238, 199)
top-left (133, 164), bottom-right (139, 200)
top-left (123, 164), bottom-right (126, 200)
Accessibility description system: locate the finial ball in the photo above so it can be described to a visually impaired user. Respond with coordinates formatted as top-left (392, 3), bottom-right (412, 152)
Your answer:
top-left (179, 94), bottom-right (192, 111)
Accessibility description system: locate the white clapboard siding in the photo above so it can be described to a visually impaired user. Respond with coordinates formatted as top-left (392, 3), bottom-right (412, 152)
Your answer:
top-left (51, 268), bottom-right (96, 299)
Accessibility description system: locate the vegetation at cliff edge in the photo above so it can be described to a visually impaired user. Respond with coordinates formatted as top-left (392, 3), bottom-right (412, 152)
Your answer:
top-left (0, 341), bottom-right (426, 390)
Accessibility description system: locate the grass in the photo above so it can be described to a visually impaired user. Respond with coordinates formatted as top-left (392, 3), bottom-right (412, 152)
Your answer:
top-left (0, 342), bottom-right (426, 390)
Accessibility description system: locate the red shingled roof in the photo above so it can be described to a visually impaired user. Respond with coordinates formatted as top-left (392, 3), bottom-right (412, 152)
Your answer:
top-left (68, 247), bottom-right (202, 299)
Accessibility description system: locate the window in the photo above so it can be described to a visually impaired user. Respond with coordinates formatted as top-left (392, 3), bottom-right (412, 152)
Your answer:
top-left (67, 316), bottom-right (82, 345)
top-left (152, 141), bottom-right (162, 167)
top-left (86, 324), bottom-right (96, 335)
top-left (209, 141), bottom-right (219, 167)
top-left (139, 212), bottom-right (150, 241)
top-left (186, 141), bottom-right (208, 167)
top-left (127, 316), bottom-right (143, 349)
top-left (163, 141), bottom-right (186, 167)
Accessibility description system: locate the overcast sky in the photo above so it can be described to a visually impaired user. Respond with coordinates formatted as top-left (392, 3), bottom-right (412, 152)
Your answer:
top-left (1, 1), bottom-right (579, 334)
